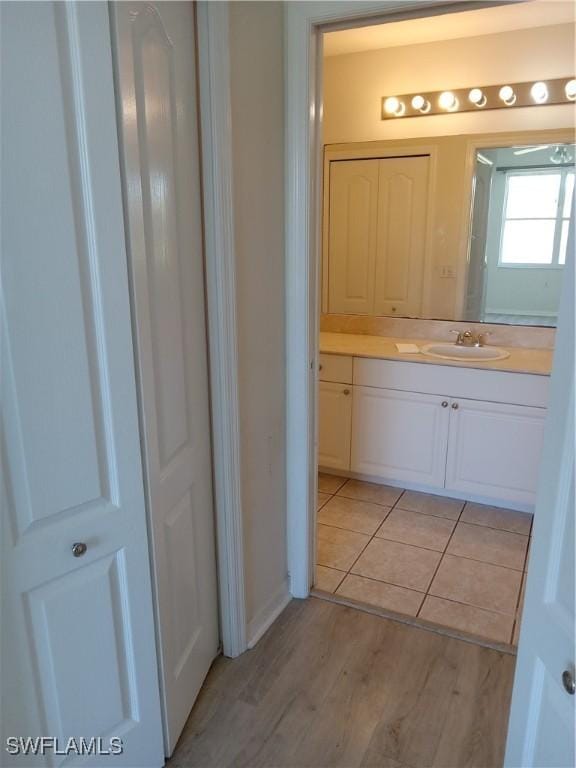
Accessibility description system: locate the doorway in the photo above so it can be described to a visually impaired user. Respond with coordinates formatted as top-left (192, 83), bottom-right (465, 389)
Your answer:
top-left (284, 1), bottom-right (575, 763)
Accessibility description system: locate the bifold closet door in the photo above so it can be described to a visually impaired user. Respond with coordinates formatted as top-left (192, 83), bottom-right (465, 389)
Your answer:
top-left (374, 155), bottom-right (429, 318)
top-left (111, 2), bottom-right (219, 756)
top-left (328, 159), bottom-right (379, 314)
top-left (1, 3), bottom-right (164, 765)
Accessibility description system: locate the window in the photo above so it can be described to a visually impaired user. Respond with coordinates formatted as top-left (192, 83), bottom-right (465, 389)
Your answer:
top-left (499, 168), bottom-right (574, 266)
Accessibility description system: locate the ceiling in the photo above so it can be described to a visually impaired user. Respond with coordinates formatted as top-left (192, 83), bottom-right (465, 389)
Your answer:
top-left (323, 1), bottom-right (575, 57)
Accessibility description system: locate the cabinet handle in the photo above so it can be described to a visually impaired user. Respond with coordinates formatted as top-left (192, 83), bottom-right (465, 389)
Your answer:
top-left (451, 402), bottom-right (459, 410)
top-left (71, 542), bottom-right (87, 557)
top-left (441, 401), bottom-right (448, 408)
top-left (343, 389), bottom-right (350, 396)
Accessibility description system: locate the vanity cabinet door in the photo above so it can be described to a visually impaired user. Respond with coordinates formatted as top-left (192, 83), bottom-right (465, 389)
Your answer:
top-left (445, 398), bottom-right (547, 505)
top-left (318, 382), bottom-right (353, 471)
top-left (351, 386), bottom-right (449, 488)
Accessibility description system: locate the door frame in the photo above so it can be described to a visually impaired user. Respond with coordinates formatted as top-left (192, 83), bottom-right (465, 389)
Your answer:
top-left (283, 0), bottom-right (574, 600)
top-left (195, 1), bottom-right (247, 657)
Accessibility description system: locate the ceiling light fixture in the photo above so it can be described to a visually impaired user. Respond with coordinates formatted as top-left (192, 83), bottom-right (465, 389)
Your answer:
top-left (381, 78), bottom-right (575, 120)
top-left (468, 88), bottom-right (487, 107)
top-left (530, 81), bottom-right (548, 104)
top-left (550, 145), bottom-right (573, 165)
top-left (499, 85), bottom-right (516, 106)
top-left (384, 96), bottom-right (405, 117)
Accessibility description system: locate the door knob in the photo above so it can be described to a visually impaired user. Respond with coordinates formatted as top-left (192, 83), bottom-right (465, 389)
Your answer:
top-left (562, 669), bottom-right (575, 695)
top-left (441, 401), bottom-right (448, 408)
top-left (451, 402), bottom-right (459, 410)
top-left (343, 389), bottom-right (350, 396)
top-left (71, 542), bottom-right (87, 558)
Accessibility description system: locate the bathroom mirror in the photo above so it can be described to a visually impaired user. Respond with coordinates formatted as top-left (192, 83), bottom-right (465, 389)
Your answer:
top-left (321, 131), bottom-right (575, 326)
top-left (465, 143), bottom-right (574, 326)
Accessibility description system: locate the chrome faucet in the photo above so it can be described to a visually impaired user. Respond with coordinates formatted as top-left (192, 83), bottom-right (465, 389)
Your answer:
top-left (450, 329), bottom-right (490, 347)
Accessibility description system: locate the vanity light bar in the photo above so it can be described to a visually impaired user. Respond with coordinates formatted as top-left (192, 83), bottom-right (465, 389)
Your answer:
top-left (381, 77), bottom-right (576, 120)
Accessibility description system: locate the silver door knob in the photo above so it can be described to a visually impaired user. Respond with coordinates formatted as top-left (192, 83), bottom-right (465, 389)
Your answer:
top-left (71, 542), bottom-right (87, 557)
top-left (562, 669), bottom-right (575, 695)
top-left (451, 402), bottom-right (459, 410)
top-left (441, 401), bottom-right (448, 408)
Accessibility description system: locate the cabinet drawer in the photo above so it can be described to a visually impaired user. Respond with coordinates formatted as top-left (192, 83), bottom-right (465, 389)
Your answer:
top-left (353, 357), bottom-right (549, 408)
top-left (319, 353), bottom-right (353, 384)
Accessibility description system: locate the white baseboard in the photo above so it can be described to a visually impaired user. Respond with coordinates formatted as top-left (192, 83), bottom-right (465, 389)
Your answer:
top-left (246, 579), bottom-right (291, 649)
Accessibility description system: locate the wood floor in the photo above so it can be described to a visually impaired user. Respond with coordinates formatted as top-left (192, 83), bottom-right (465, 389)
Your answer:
top-left (167, 598), bottom-right (515, 768)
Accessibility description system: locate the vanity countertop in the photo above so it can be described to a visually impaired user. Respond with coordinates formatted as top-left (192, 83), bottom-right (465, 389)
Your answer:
top-left (319, 332), bottom-right (553, 376)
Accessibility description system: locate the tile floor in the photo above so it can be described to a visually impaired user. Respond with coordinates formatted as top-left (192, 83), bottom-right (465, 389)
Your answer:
top-left (315, 473), bottom-right (532, 646)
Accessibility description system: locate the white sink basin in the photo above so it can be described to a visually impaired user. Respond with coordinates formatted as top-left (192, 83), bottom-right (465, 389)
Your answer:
top-left (420, 343), bottom-right (510, 362)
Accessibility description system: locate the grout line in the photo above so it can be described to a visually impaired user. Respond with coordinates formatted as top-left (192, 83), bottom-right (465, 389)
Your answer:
top-left (416, 498), bottom-right (466, 618)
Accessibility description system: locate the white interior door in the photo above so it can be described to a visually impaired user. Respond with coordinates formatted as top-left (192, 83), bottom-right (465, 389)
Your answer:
top-left (504, 216), bottom-right (575, 766)
top-left (111, 2), bottom-right (219, 756)
top-left (374, 155), bottom-right (429, 318)
top-left (0, 3), bottom-right (163, 766)
top-left (328, 159), bottom-right (379, 315)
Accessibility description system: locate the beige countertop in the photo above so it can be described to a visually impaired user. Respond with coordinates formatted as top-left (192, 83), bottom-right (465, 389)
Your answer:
top-left (319, 332), bottom-right (553, 376)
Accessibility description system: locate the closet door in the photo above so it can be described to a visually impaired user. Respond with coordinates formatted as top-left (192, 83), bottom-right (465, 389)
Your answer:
top-left (1, 3), bottom-right (164, 765)
top-left (112, 2), bottom-right (219, 755)
top-left (374, 156), bottom-right (430, 318)
top-left (328, 159), bottom-right (379, 314)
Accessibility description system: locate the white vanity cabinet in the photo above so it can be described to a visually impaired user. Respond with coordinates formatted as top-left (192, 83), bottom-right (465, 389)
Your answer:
top-left (318, 354), bottom-right (353, 470)
top-left (352, 387), bottom-right (449, 488)
top-left (319, 354), bottom-right (549, 510)
top-left (445, 397), bottom-right (547, 506)
top-left (318, 382), bottom-right (352, 470)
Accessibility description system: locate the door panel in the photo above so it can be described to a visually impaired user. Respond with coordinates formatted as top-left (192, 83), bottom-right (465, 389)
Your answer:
top-left (445, 398), bottom-right (546, 505)
top-left (505, 213), bottom-right (575, 766)
top-left (112, 2), bottom-right (219, 755)
top-left (374, 156), bottom-right (429, 318)
top-left (351, 387), bottom-right (449, 488)
top-left (328, 159), bottom-right (379, 314)
top-left (1, 3), bottom-right (163, 765)
top-left (318, 382), bottom-right (352, 471)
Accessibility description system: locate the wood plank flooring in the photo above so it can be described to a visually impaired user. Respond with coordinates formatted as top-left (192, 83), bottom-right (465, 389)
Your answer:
top-left (167, 598), bottom-right (515, 768)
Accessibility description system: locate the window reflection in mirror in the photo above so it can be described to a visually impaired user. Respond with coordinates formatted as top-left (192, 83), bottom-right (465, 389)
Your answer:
top-left (466, 144), bottom-right (575, 326)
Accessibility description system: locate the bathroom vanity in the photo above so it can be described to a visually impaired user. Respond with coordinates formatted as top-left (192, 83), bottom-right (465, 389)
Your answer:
top-left (318, 334), bottom-right (550, 512)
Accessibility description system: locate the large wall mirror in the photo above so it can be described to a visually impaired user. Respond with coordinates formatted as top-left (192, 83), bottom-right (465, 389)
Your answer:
top-left (321, 130), bottom-right (575, 327)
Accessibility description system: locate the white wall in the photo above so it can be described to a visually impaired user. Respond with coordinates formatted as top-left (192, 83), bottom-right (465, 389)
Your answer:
top-left (323, 24), bottom-right (575, 144)
top-left (229, 2), bottom-right (288, 639)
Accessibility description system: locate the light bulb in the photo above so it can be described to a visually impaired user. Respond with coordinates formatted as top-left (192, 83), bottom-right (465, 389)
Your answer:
top-left (468, 88), bottom-right (486, 107)
top-left (565, 79), bottom-right (576, 101)
top-left (530, 81), bottom-right (548, 104)
top-left (499, 85), bottom-right (516, 106)
top-left (384, 96), bottom-right (405, 117)
top-left (411, 95), bottom-right (430, 113)
top-left (439, 91), bottom-right (458, 111)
